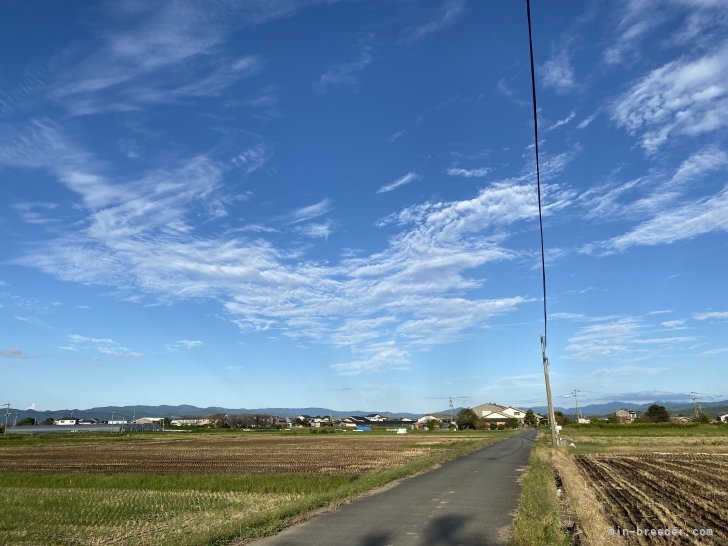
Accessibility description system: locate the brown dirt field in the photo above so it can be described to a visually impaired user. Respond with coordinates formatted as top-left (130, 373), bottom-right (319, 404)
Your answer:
top-left (574, 453), bottom-right (728, 545)
top-left (0, 434), bottom-right (469, 475)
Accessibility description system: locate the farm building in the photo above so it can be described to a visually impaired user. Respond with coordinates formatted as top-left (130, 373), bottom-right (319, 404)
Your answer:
top-left (615, 408), bottom-right (638, 423)
top-left (55, 417), bottom-right (79, 425)
top-left (169, 418), bottom-right (212, 426)
top-left (718, 414), bottom-right (728, 423)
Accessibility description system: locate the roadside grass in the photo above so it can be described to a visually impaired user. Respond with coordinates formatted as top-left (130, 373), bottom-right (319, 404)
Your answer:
top-left (511, 438), bottom-right (569, 546)
top-left (0, 430), bottom-right (516, 546)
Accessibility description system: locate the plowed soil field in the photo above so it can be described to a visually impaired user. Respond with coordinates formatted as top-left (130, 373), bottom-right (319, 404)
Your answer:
top-left (574, 453), bottom-right (728, 545)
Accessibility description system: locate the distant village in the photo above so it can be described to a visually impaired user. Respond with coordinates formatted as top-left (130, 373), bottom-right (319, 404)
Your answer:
top-left (5, 401), bottom-right (727, 434)
top-left (6, 402), bottom-right (539, 433)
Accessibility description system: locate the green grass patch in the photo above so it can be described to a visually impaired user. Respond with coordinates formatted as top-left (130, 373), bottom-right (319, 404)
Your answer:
top-left (510, 445), bottom-right (569, 546)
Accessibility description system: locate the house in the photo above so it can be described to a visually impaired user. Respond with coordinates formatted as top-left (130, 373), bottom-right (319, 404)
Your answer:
top-left (133, 417), bottom-right (163, 425)
top-left (671, 416), bottom-right (691, 423)
top-left (718, 414), bottom-right (728, 423)
top-left (615, 409), bottom-right (638, 423)
top-left (470, 402), bottom-right (526, 425)
top-left (55, 417), bottom-right (79, 425)
top-left (366, 414), bottom-right (387, 422)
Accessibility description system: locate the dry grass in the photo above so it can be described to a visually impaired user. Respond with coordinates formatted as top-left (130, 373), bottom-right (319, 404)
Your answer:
top-left (0, 434), bottom-right (487, 475)
top-left (550, 449), bottom-right (623, 546)
top-left (0, 430), bottom-right (515, 545)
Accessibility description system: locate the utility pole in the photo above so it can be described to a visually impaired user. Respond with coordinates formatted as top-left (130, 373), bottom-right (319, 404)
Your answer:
top-left (541, 338), bottom-right (558, 447)
top-left (2, 403), bottom-right (10, 435)
top-left (690, 392), bottom-right (699, 418)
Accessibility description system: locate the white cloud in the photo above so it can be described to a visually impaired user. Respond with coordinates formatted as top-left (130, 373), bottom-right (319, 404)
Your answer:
top-left (377, 172), bottom-right (420, 193)
top-left (231, 144), bottom-right (273, 174)
top-left (69, 334), bottom-right (113, 345)
top-left (703, 347), bottom-right (728, 355)
top-left (46, 3), bottom-right (270, 114)
top-left (6, 129), bottom-right (551, 376)
top-left (176, 340), bottom-right (203, 349)
top-left (286, 199), bottom-right (332, 224)
top-left (13, 202), bottom-right (59, 225)
top-left (446, 167), bottom-right (490, 178)
top-left (693, 311), bottom-right (728, 320)
top-left (660, 319), bottom-right (685, 328)
top-left (315, 43), bottom-right (373, 93)
top-left (546, 111), bottom-right (576, 131)
top-left (668, 146), bottom-right (728, 186)
top-left (606, 186), bottom-right (728, 251)
top-left (584, 365), bottom-right (668, 378)
top-left (612, 43), bottom-right (728, 152)
top-left (565, 318), bottom-right (641, 359)
top-left (399, 0), bottom-right (466, 44)
top-left (296, 220), bottom-right (334, 239)
top-left (541, 49), bottom-right (576, 94)
top-left (576, 112), bottom-right (598, 129)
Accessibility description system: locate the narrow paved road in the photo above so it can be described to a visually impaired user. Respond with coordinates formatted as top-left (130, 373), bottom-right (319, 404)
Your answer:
top-left (252, 429), bottom-right (538, 546)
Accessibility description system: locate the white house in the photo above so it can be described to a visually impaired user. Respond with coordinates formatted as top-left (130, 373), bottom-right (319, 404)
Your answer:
top-left (470, 402), bottom-right (527, 424)
top-left (718, 414), bottom-right (728, 423)
top-left (55, 418), bottom-right (78, 425)
top-left (615, 409), bottom-right (638, 423)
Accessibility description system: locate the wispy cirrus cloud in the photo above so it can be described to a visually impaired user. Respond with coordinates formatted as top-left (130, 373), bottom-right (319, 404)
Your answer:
top-left (399, 0), bottom-right (467, 44)
top-left (377, 172), bottom-right (419, 194)
top-left (285, 199), bottom-right (333, 225)
top-left (47, 3), bottom-right (268, 114)
top-left (446, 167), bottom-right (490, 178)
top-left (546, 111), bottom-right (576, 131)
top-left (605, 186), bottom-right (728, 252)
top-left (612, 42), bottom-right (728, 152)
top-left (315, 42), bottom-right (374, 93)
top-left (4, 122), bottom-right (563, 375)
top-left (67, 333), bottom-right (142, 358)
top-left (693, 311), bottom-right (728, 321)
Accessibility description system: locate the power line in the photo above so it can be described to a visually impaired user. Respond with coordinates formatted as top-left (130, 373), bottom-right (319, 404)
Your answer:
top-left (525, 0), bottom-right (558, 448)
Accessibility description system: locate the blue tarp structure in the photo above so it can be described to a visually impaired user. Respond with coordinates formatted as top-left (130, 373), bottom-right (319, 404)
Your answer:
top-left (355, 426), bottom-right (372, 431)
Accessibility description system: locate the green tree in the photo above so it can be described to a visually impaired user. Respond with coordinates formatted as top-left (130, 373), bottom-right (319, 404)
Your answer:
top-left (643, 404), bottom-right (670, 423)
top-left (697, 412), bottom-right (711, 424)
top-left (456, 408), bottom-right (478, 430)
top-left (17, 417), bottom-right (36, 426)
top-left (42, 417), bottom-right (54, 425)
top-left (505, 417), bottom-right (519, 429)
top-left (524, 409), bottom-right (537, 427)
top-left (426, 418), bottom-right (442, 431)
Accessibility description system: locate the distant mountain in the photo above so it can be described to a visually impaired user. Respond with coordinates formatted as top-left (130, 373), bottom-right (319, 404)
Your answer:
top-left (5, 405), bottom-right (423, 423)
top-left (528, 400), bottom-right (728, 418)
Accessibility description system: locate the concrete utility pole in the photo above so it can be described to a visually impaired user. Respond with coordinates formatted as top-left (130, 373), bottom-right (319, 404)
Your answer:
top-left (2, 403), bottom-right (10, 434)
top-left (689, 391), bottom-right (703, 418)
top-left (541, 338), bottom-right (558, 447)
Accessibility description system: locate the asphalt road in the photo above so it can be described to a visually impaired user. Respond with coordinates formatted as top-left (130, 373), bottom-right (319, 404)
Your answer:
top-left (252, 429), bottom-right (538, 546)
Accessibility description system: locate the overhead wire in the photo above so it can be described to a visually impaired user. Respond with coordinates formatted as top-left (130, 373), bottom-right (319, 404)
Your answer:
top-left (525, 0), bottom-right (548, 346)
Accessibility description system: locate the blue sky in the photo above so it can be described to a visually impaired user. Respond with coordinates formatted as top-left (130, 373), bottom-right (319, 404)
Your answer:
top-left (1, 0), bottom-right (727, 414)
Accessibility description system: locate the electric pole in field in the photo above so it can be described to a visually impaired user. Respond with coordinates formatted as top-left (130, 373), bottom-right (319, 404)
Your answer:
top-left (527, 0), bottom-right (558, 448)
top-left (689, 391), bottom-right (700, 418)
top-left (2, 403), bottom-right (10, 434)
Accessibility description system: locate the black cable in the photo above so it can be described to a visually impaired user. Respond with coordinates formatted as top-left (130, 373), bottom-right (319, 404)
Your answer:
top-left (525, 0), bottom-right (548, 347)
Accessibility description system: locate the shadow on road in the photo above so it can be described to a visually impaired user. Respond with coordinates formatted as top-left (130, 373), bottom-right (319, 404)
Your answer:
top-left (357, 514), bottom-right (490, 546)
